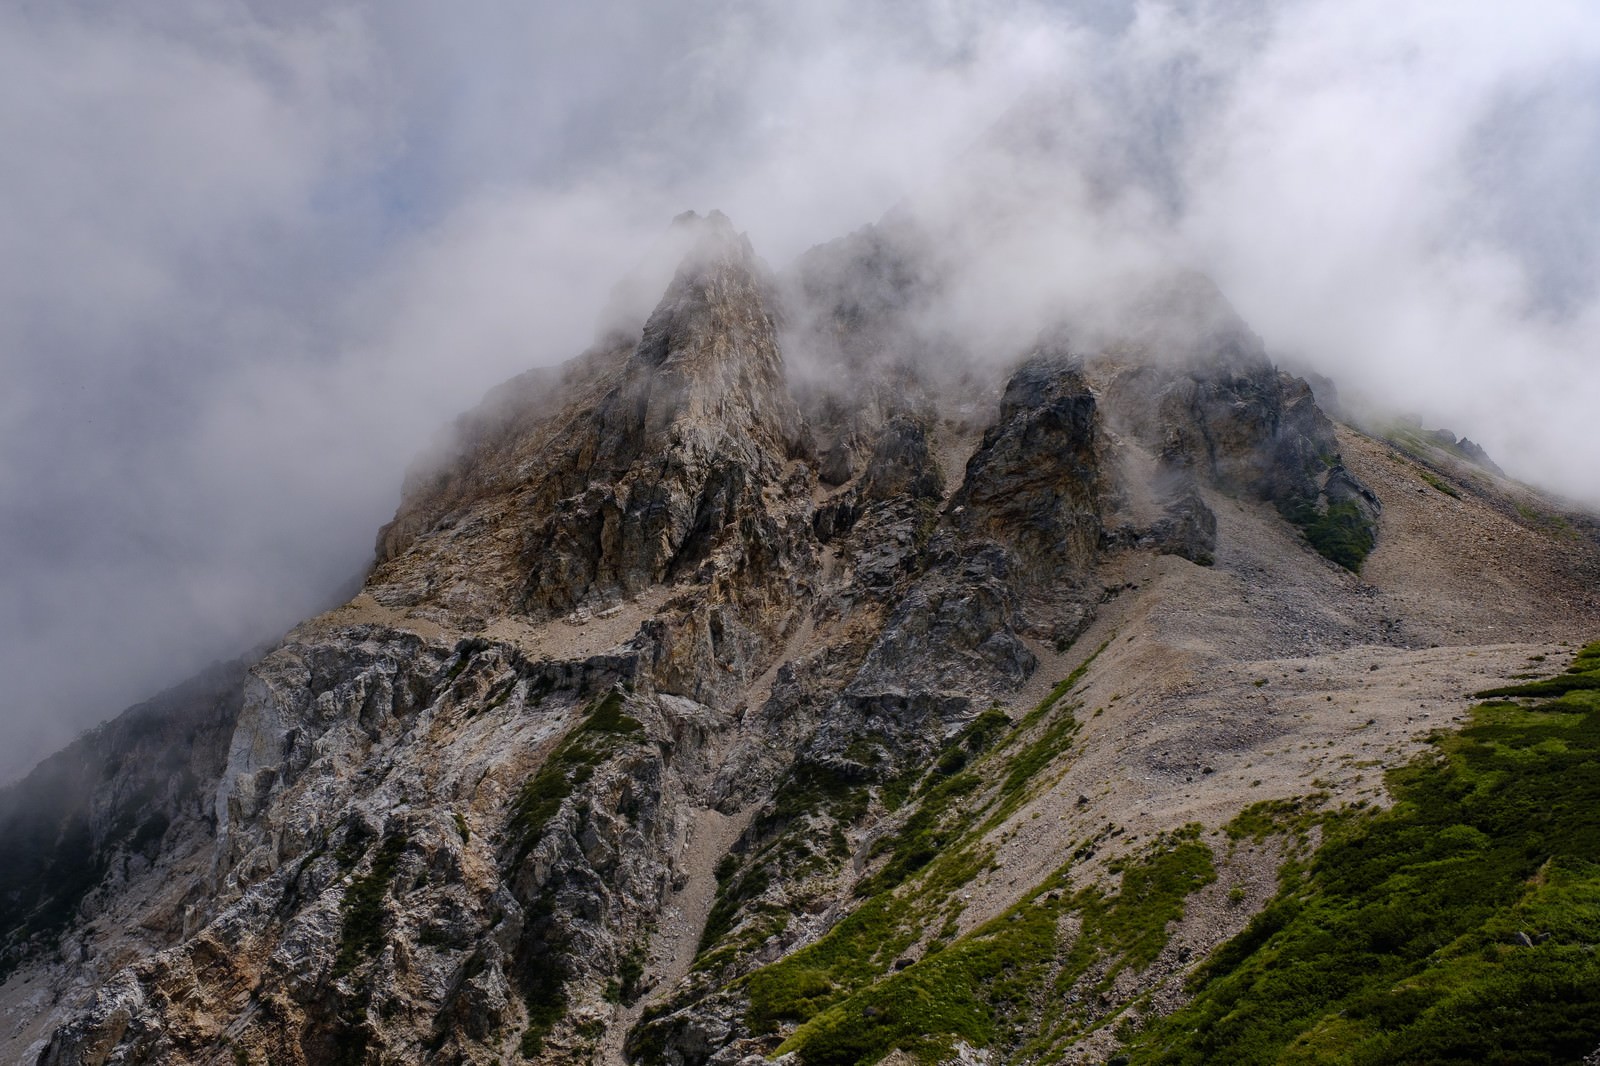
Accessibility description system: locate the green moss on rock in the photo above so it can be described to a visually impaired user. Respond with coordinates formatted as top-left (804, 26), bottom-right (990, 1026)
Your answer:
top-left (333, 832), bottom-right (408, 977)
top-left (507, 689), bottom-right (644, 865)
top-left (1282, 498), bottom-right (1375, 572)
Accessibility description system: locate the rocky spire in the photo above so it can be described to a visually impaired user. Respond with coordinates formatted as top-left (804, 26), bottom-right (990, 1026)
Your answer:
top-left (521, 210), bottom-right (810, 615)
top-left (589, 210), bottom-right (806, 473)
top-left (362, 211), bottom-right (813, 624)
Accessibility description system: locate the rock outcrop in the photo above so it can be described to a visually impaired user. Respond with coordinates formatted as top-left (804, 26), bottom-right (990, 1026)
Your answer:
top-left (950, 349), bottom-right (1107, 585)
top-left (1092, 274), bottom-right (1380, 570)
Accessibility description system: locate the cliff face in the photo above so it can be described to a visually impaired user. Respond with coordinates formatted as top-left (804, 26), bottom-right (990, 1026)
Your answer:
top-left (0, 662), bottom-right (247, 987)
top-left (4, 210), bottom-right (1598, 1066)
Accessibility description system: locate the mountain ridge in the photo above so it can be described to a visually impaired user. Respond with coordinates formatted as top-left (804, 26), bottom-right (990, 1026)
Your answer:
top-left (2, 210), bottom-right (1597, 1066)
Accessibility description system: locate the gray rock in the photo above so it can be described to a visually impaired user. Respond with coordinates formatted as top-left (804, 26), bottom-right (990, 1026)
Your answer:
top-left (951, 349), bottom-right (1107, 583)
top-left (1148, 488), bottom-right (1217, 566)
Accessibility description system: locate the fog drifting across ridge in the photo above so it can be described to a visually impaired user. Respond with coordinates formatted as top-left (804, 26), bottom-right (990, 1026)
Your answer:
top-left (2, 0), bottom-right (1598, 778)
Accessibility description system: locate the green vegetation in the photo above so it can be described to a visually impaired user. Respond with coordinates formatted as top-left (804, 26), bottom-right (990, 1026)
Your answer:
top-left (851, 709), bottom-right (1019, 900)
top-left (1475, 643), bottom-right (1600, 700)
top-left (635, 640), bottom-right (1125, 1066)
top-left (990, 709), bottom-right (1080, 825)
top-left (696, 850), bottom-right (764, 962)
top-left (737, 691), bottom-right (1082, 1035)
top-left (1280, 497), bottom-right (1376, 572)
top-left (1515, 503), bottom-right (1578, 539)
top-left (500, 689), bottom-right (646, 1054)
top-left (520, 965), bottom-right (566, 1059)
top-left (507, 689), bottom-right (643, 865)
top-left (752, 760), bottom-right (872, 845)
top-left (1302, 500), bottom-right (1375, 572)
top-left (773, 828), bottom-right (1215, 1065)
top-left (1083, 828), bottom-right (1218, 978)
top-left (932, 707), bottom-right (1011, 777)
top-left (745, 887), bottom-right (922, 1034)
top-left (696, 757), bottom-right (872, 965)
top-left (1132, 642), bottom-right (1600, 1064)
top-left (1385, 425), bottom-right (1481, 471)
top-left (697, 695), bottom-right (1027, 977)
top-left (333, 832), bottom-right (408, 977)
top-left (712, 641), bottom-right (1600, 1064)
top-left (1419, 470), bottom-right (1460, 498)
top-left (518, 898), bottom-right (571, 1058)
top-left (333, 820), bottom-right (373, 869)
top-left (1223, 794), bottom-right (1327, 844)
top-left (857, 770), bottom-right (982, 898)
top-left (608, 945), bottom-right (647, 1006)
top-left (1020, 643), bottom-right (1106, 732)
top-left (728, 641), bottom-right (1222, 1063)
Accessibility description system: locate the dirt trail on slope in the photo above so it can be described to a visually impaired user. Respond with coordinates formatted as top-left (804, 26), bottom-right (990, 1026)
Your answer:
top-left (600, 805), bottom-right (754, 1066)
top-left (309, 585), bottom-right (682, 665)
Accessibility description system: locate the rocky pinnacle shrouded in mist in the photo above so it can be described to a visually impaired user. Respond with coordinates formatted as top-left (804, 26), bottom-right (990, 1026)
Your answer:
top-left (4, 208), bottom-right (1597, 1066)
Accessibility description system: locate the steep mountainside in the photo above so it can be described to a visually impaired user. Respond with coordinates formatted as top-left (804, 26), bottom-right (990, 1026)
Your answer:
top-left (2, 210), bottom-right (1598, 1066)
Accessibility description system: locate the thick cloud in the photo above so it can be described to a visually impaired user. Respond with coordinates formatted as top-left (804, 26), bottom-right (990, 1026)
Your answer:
top-left (1, 0), bottom-right (1597, 777)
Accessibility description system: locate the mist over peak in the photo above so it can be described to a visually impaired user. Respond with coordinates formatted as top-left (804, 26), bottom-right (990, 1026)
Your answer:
top-left (3, 0), bottom-right (1599, 778)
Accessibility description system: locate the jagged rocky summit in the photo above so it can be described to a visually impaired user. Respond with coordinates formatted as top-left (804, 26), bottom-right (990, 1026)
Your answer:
top-left (3, 209), bottom-right (1596, 1066)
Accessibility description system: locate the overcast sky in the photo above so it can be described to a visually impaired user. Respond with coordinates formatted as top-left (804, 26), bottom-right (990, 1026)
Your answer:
top-left (3, 0), bottom-right (1598, 779)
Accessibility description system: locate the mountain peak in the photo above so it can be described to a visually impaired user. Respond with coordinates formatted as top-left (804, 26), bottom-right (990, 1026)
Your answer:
top-left (7, 204), bottom-right (1600, 1066)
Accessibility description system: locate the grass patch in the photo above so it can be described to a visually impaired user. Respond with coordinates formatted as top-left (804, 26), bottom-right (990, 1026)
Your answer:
top-left (741, 645), bottom-right (1137, 1057)
top-left (857, 770), bottom-right (985, 898)
top-left (776, 828), bottom-right (1216, 1065)
top-left (1514, 503), bottom-right (1577, 539)
top-left (507, 689), bottom-right (643, 865)
top-left (991, 713), bottom-right (1080, 823)
top-left (1133, 641), bottom-right (1600, 1064)
top-left (1224, 795), bottom-right (1328, 844)
top-left (1300, 500), bottom-right (1375, 572)
top-left (1014, 641), bottom-right (1108, 735)
top-left (333, 832), bottom-right (408, 977)
top-left (1419, 470), bottom-right (1460, 498)
top-left (1476, 670), bottom-right (1600, 701)
top-left (746, 889), bottom-right (923, 1034)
